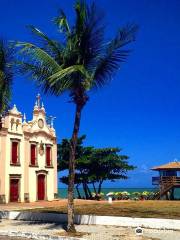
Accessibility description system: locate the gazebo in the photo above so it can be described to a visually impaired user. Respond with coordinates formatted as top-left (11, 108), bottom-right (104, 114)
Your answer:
top-left (151, 161), bottom-right (180, 200)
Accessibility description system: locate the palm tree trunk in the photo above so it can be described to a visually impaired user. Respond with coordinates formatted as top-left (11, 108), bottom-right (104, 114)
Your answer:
top-left (86, 183), bottom-right (92, 199)
top-left (98, 180), bottom-right (103, 194)
top-left (82, 181), bottom-right (89, 199)
top-left (76, 184), bottom-right (81, 199)
top-left (92, 182), bottom-right (97, 194)
top-left (67, 103), bottom-right (83, 232)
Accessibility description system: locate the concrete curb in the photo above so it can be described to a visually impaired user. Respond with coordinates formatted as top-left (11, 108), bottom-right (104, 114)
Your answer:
top-left (1, 211), bottom-right (180, 230)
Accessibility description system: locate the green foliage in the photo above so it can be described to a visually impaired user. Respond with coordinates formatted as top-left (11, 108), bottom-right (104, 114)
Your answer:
top-left (105, 191), bottom-right (156, 201)
top-left (130, 191), bottom-right (155, 200)
top-left (132, 191), bottom-right (141, 196)
top-left (58, 135), bottom-right (135, 199)
top-left (57, 134), bottom-right (88, 171)
top-left (115, 192), bottom-right (122, 196)
top-left (120, 191), bottom-right (130, 200)
top-left (0, 39), bottom-right (14, 114)
top-left (92, 192), bottom-right (104, 200)
top-left (140, 191), bottom-right (155, 200)
top-left (87, 148), bottom-right (135, 184)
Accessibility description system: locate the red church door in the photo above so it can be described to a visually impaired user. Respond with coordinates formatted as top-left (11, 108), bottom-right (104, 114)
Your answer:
top-left (10, 179), bottom-right (19, 202)
top-left (37, 174), bottom-right (45, 200)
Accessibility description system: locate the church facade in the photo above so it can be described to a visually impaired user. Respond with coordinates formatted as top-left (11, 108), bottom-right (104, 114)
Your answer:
top-left (0, 95), bottom-right (57, 203)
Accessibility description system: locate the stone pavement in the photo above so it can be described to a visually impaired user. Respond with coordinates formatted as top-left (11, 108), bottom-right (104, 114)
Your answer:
top-left (0, 220), bottom-right (150, 240)
top-left (0, 220), bottom-right (180, 240)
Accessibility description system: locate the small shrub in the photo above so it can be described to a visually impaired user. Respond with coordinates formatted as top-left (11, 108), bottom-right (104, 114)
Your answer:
top-left (115, 192), bottom-right (123, 200)
top-left (139, 191), bottom-right (155, 200)
top-left (121, 191), bottom-right (130, 200)
top-left (92, 192), bottom-right (104, 201)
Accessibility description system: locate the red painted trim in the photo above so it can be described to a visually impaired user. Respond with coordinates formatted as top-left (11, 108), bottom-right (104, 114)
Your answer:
top-left (10, 179), bottom-right (19, 202)
top-left (37, 174), bottom-right (45, 200)
top-left (12, 142), bottom-right (18, 164)
top-left (31, 144), bottom-right (36, 165)
top-left (46, 146), bottom-right (51, 167)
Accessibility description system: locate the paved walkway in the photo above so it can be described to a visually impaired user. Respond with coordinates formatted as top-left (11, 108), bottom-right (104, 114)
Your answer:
top-left (0, 220), bottom-right (158, 240)
top-left (0, 220), bottom-right (180, 240)
top-left (0, 238), bottom-right (24, 240)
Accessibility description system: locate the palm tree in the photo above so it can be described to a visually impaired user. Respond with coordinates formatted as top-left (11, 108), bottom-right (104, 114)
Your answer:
top-left (16, 0), bottom-right (138, 232)
top-left (0, 39), bottom-right (14, 116)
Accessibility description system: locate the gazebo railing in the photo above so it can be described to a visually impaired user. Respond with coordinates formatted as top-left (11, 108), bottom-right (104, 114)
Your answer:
top-left (160, 176), bottom-right (180, 185)
top-left (152, 176), bottom-right (180, 186)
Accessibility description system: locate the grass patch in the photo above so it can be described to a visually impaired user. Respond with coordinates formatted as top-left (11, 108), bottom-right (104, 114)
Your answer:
top-left (24, 200), bottom-right (180, 219)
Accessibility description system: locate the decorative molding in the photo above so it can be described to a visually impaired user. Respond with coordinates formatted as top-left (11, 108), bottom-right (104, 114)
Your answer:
top-left (10, 163), bottom-right (21, 167)
top-left (24, 136), bottom-right (30, 141)
top-left (29, 165), bottom-right (39, 168)
top-left (35, 170), bottom-right (48, 175)
top-left (45, 165), bottom-right (54, 169)
top-left (9, 174), bottom-right (21, 178)
top-left (10, 138), bottom-right (21, 142)
top-left (45, 143), bottom-right (53, 146)
top-left (8, 132), bottom-right (23, 137)
top-left (24, 130), bottom-right (56, 140)
top-left (0, 128), bottom-right (8, 136)
top-left (8, 113), bottom-right (22, 118)
top-left (29, 140), bottom-right (39, 144)
top-left (39, 141), bottom-right (45, 156)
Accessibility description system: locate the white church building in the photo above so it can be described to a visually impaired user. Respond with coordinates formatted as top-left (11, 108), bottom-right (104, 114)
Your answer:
top-left (0, 95), bottom-right (57, 203)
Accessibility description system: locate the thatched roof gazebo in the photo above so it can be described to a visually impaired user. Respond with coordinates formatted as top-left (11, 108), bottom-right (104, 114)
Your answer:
top-left (151, 161), bottom-right (180, 171)
top-left (151, 161), bottom-right (180, 200)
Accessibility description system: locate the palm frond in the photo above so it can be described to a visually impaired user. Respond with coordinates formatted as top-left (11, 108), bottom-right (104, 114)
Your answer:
top-left (74, 1), bottom-right (105, 70)
top-left (93, 24), bottom-right (138, 88)
top-left (48, 65), bottom-right (90, 86)
top-left (54, 10), bottom-right (71, 36)
top-left (75, 0), bottom-right (86, 36)
top-left (27, 25), bottom-right (63, 64)
top-left (16, 60), bottom-right (50, 82)
top-left (16, 61), bottom-right (71, 95)
top-left (0, 39), bottom-right (14, 114)
top-left (16, 42), bottom-right (61, 72)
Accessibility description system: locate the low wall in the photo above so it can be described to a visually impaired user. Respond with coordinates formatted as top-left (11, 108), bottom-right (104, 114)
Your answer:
top-left (1, 211), bottom-right (180, 230)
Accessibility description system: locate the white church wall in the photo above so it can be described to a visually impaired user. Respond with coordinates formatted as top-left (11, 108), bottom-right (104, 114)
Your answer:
top-left (0, 95), bottom-right (57, 203)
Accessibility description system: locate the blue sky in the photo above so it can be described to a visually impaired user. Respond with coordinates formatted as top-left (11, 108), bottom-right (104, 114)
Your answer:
top-left (1, 0), bottom-right (180, 188)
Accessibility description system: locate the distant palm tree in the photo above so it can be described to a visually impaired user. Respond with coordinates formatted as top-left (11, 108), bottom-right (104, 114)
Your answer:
top-left (17, 0), bottom-right (138, 232)
top-left (0, 39), bottom-right (14, 116)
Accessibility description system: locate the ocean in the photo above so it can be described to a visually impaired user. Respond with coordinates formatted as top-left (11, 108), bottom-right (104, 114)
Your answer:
top-left (58, 187), bottom-right (158, 199)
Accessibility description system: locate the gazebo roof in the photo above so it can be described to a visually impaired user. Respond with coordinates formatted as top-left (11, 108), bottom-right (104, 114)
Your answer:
top-left (151, 161), bottom-right (180, 171)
